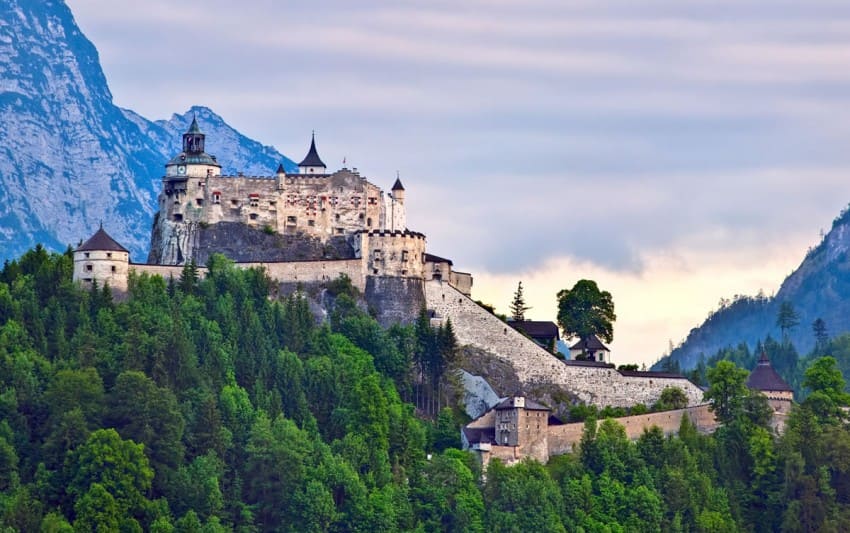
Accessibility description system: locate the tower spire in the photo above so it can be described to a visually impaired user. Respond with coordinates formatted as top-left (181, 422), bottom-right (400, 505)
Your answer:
top-left (298, 131), bottom-right (326, 174)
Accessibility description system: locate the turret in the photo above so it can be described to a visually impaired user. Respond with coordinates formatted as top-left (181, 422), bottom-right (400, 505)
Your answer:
top-left (298, 133), bottom-right (327, 175)
top-left (165, 116), bottom-right (221, 179)
top-left (387, 176), bottom-right (407, 231)
top-left (73, 226), bottom-right (130, 292)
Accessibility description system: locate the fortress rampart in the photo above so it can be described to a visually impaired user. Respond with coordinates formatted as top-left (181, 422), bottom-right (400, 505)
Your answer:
top-left (425, 280), bottom-right (705, 408)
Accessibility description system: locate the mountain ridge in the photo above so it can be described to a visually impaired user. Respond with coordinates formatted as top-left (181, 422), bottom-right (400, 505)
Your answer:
top-left (655, 205), bottom-right (850, 371)
top-left (0, 0), bottom-right (295, 262)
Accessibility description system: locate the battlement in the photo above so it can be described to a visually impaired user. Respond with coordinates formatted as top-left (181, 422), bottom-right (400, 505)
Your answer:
top-left (360, 229), bottom-right (426, 240)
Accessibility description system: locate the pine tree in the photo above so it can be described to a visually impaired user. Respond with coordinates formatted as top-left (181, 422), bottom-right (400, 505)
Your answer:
top-left (509, 281), bottom-right (531, 322)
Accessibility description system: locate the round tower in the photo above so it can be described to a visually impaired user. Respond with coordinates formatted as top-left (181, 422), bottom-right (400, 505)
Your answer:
top-left (388, 177), bottom-right (406, 231)
top-left (361, 229), bottom-right (425, 278)
top-left (164, 116), bottom-right (222, 179)
top-left (73, 226), bottom-right (130, 292)
top-left (298, 133), bottom-right (327, 175)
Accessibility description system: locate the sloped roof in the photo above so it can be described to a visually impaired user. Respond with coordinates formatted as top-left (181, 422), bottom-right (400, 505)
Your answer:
top-left (747, 353), bottom-right (793, 392)
top-left (77, 227), bottom-right (128, 253)
top-left (494, 397), bottom-right (550, 411)
top-left (276, 163), bottom-right (286, 174)
top-left (186, 115), bottom-right (202, 134)
top-left (569, 334), bottom-right (609, 351)
top-left (511, 320), bottom-right (560, 341)
top-left (424, 253), bottom-right (453, 266)
top-left (392, 177), bottom-right (405, 191)
top-left (463, 426), bottom-right (495, 444)
top-left (298, 134), bottom-right (326, 168)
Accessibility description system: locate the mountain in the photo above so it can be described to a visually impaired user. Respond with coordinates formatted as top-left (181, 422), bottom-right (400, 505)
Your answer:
top-left (655, 205), bottom-right (850, 371)
top-left (0, 0), bottom-right (296, 262)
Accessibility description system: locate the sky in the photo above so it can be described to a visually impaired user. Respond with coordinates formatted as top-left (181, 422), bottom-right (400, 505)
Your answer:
top-left (66, 0), bottom-right (850, 366)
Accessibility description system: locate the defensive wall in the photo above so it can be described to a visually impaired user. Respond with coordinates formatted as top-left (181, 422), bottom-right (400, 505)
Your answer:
top-left (547, 404), bottom-right (717, 455)
top-left (424, 280), bottom-right (705, 408)
top-left (469, 404), bottom-right (718, 467)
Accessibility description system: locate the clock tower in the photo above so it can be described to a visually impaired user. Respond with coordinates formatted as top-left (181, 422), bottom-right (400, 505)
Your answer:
top-left (164, 115), bottom-right (222, 179)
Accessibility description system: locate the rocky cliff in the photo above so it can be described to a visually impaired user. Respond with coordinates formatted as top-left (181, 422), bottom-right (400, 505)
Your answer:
top-left (0, 0), bottom-right (295, 262)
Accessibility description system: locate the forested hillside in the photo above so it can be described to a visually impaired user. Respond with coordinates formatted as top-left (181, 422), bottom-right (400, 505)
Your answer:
top-left (657, 204), bottom-right (850, 371)
top-left (0, 248), bottom-right (849, 531)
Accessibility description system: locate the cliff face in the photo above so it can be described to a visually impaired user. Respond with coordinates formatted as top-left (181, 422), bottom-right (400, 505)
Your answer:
top-left (148, 220), bottom-right (356, 265)
top-left (0, 1), bottom-right (295, 262)
top-left (656, 206), bottom-right (850, 370)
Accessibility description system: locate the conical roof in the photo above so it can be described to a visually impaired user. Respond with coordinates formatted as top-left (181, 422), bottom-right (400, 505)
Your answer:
top-left (392, 177), bottom-right (405, 191)
top-left (276, 163), bottom-right (286, 174)
top-left (747, 352), bottom-right (793, 392)
top-left (187, 115), bottom-right (202, 134)
top-left (77, 227), bottom-right (129, 253)
top-left (298, 133), bottom-right (326, 168)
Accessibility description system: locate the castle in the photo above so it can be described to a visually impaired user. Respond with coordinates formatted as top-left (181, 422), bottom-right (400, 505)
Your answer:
top-left (74, 119), bottom-right (471, 325)
top-left (75, 118), bottom-right (783, 435)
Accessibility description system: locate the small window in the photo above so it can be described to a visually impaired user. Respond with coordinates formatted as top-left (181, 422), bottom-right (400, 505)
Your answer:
top-left (336, 228), bottom-right (344, 235)
top-left (196, 198), bottom-right (204, 206)
top-left (111, 265), bottom-right (116, 272)
top-left (174, 214), bottom-right (183, 222)
top-left (86, 264), bottom-right (93, 272)
top-left (213, 193), bottom-right (221, 204)
top-left (249, 197), bottom-right (259, 207)
top-left (307, 220), bottom-right (315, 227)
top-left (401, 250), bottom-right (409, 262)
top-left (106, 252), bottom-right (112, 258)
top-left (367, 217), bottom-right (372, 227)
top-left (231, 199), bottom-right (238, 206)
top-left (335, 214), bottom-right (341, 221)
top-left (84, 252), bottom-right (89, 258)
top-left (269, 200), bottom-right (277, 206)
top-left (249, 213), bottom-right (258, 220)
top-left (287, 216), bottom-right (297, 224)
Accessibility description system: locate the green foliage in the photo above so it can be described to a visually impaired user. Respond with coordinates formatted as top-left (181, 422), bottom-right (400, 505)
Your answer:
top-left (3, 246), bottom-right (850, 530)
top-left (557, 279), bottom-right (616, 344)
top-left (509, 281), bottom-right (531, 322)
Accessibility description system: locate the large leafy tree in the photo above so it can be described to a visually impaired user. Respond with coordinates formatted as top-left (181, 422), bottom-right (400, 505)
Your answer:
top-left (556, 280), bottom-right (616, 344)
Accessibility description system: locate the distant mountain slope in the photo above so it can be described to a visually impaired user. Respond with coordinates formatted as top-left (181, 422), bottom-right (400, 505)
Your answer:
top-left (0, 0), bottom-right (295, 262)
top-left (655, 206), bottom-right (850, 370)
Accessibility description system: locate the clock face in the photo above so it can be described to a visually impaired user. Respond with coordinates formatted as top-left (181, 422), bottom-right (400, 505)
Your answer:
top-left (177, 165), bottom-right (186, 175)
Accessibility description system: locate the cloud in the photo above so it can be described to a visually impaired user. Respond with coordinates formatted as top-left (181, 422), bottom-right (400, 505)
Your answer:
top-left (62, 0), bottom-right (850, 356)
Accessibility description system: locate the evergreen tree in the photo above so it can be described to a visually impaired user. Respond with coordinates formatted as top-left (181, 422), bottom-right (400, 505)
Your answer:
top-left (509, 281), bottom-right (531, 322)
top-left (776, 301), bottom-right (800, 341)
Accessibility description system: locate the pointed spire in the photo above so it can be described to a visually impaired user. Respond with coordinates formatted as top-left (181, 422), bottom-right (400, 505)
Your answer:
top-left (392, 176), bottom-right (405, 191)
top-left (276, 163), bottom-right (286, 174)
top-left (187, 114), bottom-right (202, 134)
top-left (298, 131), bottom-right (326, 169)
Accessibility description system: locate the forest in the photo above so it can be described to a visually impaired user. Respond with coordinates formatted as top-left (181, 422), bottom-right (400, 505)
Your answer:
top-left (0, 246), bottom-right (849, 532)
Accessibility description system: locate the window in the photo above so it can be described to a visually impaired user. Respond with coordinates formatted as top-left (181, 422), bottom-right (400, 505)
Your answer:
top-left (249, 196), bottom-right (259, 207)
top-left (106, 252), bottom-right (112, 258)
top-left (196, 198), bottom-right (204, 206)
top-left (213, 192), bottom-right (221, 204)
top-left (367, 217), bottom-right (372, 227)
top-left (287, 216), bottom-right (297, 224)
top-left (307, 220), bottom-right (315, 227)
top-left (335, 214), bottom-right (340, 221)
top-left (401, 250), bottom-right (409, 262)
top-left (86, 264), bottom-right (92, 272)
top-left (84, 252), bottom-right (90, 258)
top-left (373, 250), bottom-right (382, 261)
top-left (336, 228), bottom-right (344, 235)
top-left (249, 213), bottom-right (258, 220)
top-left (231, 199), bottom-right (238, 206)
top-left (174, 214), bottom-right (183, 222)
top-left (111, 265), bottom-right (116, 272)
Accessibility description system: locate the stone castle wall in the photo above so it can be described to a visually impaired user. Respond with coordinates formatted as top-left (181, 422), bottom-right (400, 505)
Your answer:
top-left (74, 250), bottom-right (131, 292)
top-left (153, 169), bottom-right (402, 265)
top-left (547, 404), bottom-right (717, 455)
top-left (424, 280), bottom-right (705, 408)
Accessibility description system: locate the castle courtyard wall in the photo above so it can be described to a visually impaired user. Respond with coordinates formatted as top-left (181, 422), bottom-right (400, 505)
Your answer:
top-left (547, 404), bottom-right (718, 455)
top-left (424, 280), bottom-right (705, 408)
